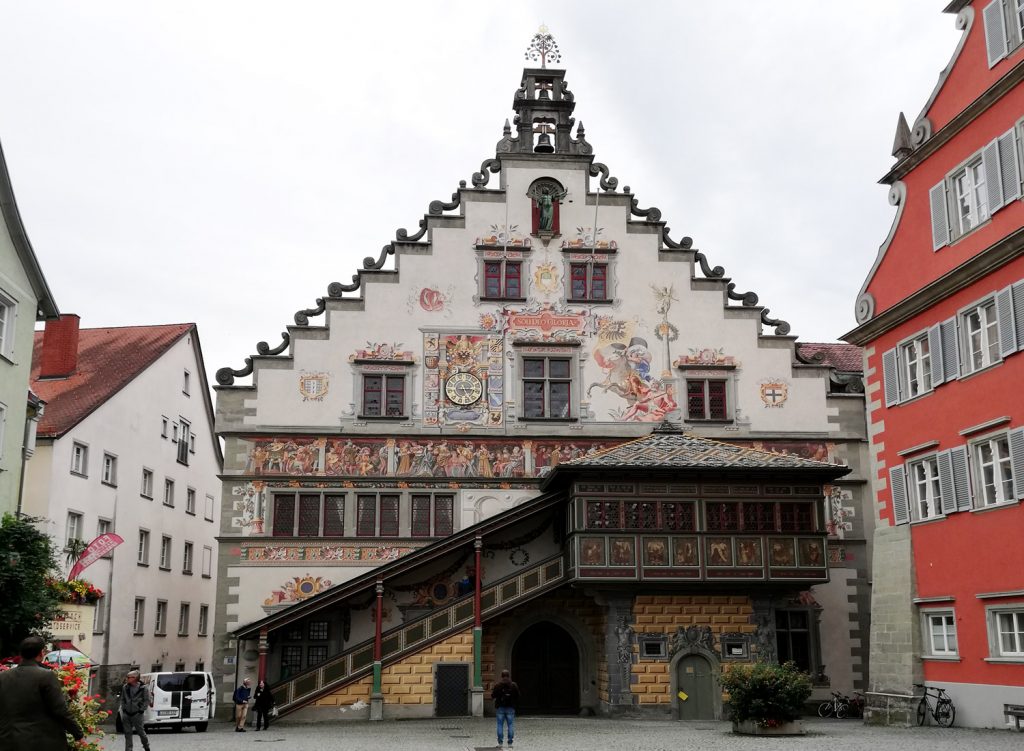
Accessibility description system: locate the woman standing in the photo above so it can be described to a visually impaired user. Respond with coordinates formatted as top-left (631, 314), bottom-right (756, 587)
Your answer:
top-left (252, 680), bottom-right (275, 731)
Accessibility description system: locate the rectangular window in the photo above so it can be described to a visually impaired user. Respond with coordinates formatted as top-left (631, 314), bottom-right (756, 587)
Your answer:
top-left (155, 600), bottom-right (167, 635)
top-left (71, 442), bottom-right (88, 476)
top-left (92, 595), bottom-right (106, 634)
top-left (141, 469), bottom-right (154, 498)
top-left (686, 379), bottom-right (728, 421)
top-left (65, 511), bottom-right (83, 547)
top-left (177, 421), bottom-right (190, 465)
top-left (97, 518), bottom-right (112, 537)
top-left (178, 603), bottom-right (190, 636)
top-left (307, 646), bottom-right (328, 666)
top-left (133, 598), bottom-right (145, 634)
top-left (362, 374), bottom-right (406, 417)
top-left (357, 494), bottom-right (399, 536)
top-left (775, 609), bottom-right (814, 675)
top-left (204, 494), bottom-right (215, 522)
top-left (483, 260), bottom-right (523, 299)
top-left (983, 0), bottom-right (1024, 67)
top-left (953, 157), bottom-right (990, 235)
top-left (159, 536), bottom-right (172, 570)
top-left (323, 495), bottom-right (345, 536)
top-left (924, 611), bottom-right (958, 656)
top-left (183, 369), bottom-right (191, 396)
top-left (569, 262), bottom-right (609, 301)
top-left (273, 494), bottom-right (296, 536)
top-left (202, 546), bottom-right (212, 577)
top-left (198, 605), bottom-right (209, 636)
top-left (102, 453), bottom-right (118, 486)
top-left (910, 456), bottom-right (943, 521)
top-left (995, 609), bottom-right (1024, 656)
top-left (900, 336), bottom-right (932, 399)
top-left (962, 300), bottom-right (1000, 372)
top-left (411, 494), bottom-right (455, 537)
top-left (164, 478), bottom-right (175, 507)
top-left (522, 357), bottom-right (572, 419)
top-left (137, 529), bottom-right (150, 565)
top-left (161, 417), bottom-right (169, 438)
top-left (974, 434), bottom-right (1015, 506)
top-left (281, 646), bottom-right (302, 677)
top-left (308, 621), bottom-right (329, 640)
top-left (0, 291), bottom-right (14, 358)
top-left (185, 488), bottom-right (196, 515)
top-left (297, 494), bottom-right (321, 536)
top-left (183, 541), bottom-right (194, 574)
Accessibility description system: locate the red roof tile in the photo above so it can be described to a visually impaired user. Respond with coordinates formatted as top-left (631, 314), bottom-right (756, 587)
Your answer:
top-left (31, 324), bottom-right (193, 438)
top-left (797, 342), bottom-right (863, 372)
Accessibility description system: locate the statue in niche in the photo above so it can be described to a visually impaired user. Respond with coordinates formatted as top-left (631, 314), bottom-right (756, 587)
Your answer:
top-left (527, 179), bottom-right (567, 236)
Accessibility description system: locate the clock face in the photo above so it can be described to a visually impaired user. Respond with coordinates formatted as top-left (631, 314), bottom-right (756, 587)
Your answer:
top-left (445, 372), bottom-right (483, 406)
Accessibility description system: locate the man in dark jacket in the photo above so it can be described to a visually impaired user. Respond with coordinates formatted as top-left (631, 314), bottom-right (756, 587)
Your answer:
top-left (232, 678), bottom-right (252, 731)
top-left (490, 669), bottom-right (520, 749)
top-left (0, 636), bottom-right (84, 751)
top-left (118, 670), bottom-right (150, 751)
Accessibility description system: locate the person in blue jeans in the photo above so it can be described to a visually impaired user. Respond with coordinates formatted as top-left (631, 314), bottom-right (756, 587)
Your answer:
top-left (491, 669), bottom-right (520, 749)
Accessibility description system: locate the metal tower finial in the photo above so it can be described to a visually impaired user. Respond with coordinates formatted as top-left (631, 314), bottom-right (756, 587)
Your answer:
top-left (524, 25), bottom-right (561, 68)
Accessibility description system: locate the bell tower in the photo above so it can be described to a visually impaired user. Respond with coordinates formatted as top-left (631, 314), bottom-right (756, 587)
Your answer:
top-left (502, 27), bottom-right (591, 156)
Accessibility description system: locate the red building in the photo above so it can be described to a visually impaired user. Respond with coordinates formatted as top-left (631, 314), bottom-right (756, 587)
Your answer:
top-left (844, 0), bottom-right (1024, 728)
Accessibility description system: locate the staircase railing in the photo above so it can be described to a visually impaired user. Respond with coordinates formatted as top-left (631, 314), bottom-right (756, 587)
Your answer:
top-left (274, 553), bottom-right (566, 712)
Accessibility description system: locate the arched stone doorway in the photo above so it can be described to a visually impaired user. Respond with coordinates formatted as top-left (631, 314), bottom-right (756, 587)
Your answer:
top-left (674, 654), bottom-right (715, 720)
top-left (510, 621), bottom-right (580, 715)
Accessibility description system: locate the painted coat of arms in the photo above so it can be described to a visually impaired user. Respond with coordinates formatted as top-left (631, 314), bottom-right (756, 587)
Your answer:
top-left (759, 379), bottom-right (789, 408)
top-left (299, 372), bottom-right (329, 402)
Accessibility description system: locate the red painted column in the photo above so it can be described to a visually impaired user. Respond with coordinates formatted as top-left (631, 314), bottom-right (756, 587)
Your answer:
top-left (257, 628), bottom-right (269, 682)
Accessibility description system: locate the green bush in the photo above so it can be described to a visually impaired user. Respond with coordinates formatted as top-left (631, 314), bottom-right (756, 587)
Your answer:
top-left (0, 513), bottom-right (62, 656)
top-left (720, 661), bottom-right (812, 727)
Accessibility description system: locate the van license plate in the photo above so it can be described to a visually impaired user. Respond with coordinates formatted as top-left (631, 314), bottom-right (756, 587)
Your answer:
top-left (158, 711), bottom-right (176, 716)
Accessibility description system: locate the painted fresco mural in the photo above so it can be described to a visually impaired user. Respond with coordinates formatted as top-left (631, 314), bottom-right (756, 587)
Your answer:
top-left (242, 436), bottom-right (617, 479)
top-left (238, 541), bottom-right (422, 564)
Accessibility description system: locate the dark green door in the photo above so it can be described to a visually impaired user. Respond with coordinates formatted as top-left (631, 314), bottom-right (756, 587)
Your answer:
top-left (676, 654), bottom-right (714, 720)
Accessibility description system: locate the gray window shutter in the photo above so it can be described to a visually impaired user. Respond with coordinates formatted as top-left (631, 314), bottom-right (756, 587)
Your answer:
top-left (997, 128), bottom-right (1021, 204)
top-left (1014, 281), bottom-right (1024, 351)
top-left (882, 348), bottom-right (900, 406)
top-left (929, 182), bottom-right (950, 251)
top-left (940, 317), bottom-right (960, 381)
top-left (890, 465), bottom-right (909, 525)
top-left (996, 285), bottom-right (1017, 357)
top-left (937, 450), bottom-right (957, 515)
top-left (1010, 428), bottom-right (1024, 500)
top-left (950, 445), bottom-right (972, 512)
top-left (928, 324), bottom-right (945, 386)
top-left (984, 0), bottom-right (1008, 68)
top-left (983, 140), bottom-right (1004, 212)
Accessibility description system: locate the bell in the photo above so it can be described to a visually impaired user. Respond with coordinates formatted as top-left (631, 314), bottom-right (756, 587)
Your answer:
top-left (537, 86), bottom-right (551, 101)
top-left (534, 132), bottom-right (554, 153)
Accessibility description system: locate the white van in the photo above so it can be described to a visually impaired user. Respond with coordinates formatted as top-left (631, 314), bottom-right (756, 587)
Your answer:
top-left (120, 671), bottom-right (215, 732)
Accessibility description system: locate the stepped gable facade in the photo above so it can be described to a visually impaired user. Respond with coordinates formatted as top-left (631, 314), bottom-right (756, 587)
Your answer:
top-left (215, 52), bottom-right (870, 720)
top-left (844, 0), bottom-right (1024, 728)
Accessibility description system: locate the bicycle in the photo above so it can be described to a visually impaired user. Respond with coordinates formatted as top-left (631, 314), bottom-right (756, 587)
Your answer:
top-left (915, 684), bottom-right (955, 727)
top-left (846, 691), bottom-right (865, 718)
top-left (818, 691), bottom-right (850, 719)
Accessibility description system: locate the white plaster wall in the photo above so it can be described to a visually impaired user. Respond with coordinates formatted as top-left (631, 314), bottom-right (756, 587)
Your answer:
top-left (21, 333), bottom-right (220, 672)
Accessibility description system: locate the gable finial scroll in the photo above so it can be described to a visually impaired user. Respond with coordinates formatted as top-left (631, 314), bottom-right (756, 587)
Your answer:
top-left (524, 25), bottom-right (561, 69)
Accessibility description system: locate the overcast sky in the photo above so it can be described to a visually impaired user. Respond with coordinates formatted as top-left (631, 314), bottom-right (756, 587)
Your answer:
top-left (0, 2), bottom-right (959, 388)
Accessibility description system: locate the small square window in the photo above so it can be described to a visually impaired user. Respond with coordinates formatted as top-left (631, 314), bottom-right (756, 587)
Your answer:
top-left (637, 634), bottom-right (667, 659)
top-left (721, 634), bottom-right (751, 660)
top-left (308, 621), bottom-right (329, 640)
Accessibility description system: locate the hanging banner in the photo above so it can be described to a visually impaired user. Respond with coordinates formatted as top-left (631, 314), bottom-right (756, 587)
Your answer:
top-left (67, 533), bottom-right (124, 581)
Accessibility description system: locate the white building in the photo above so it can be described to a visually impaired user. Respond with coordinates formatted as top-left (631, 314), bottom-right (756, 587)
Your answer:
top-left (23, 315), bottom-right (223, 702)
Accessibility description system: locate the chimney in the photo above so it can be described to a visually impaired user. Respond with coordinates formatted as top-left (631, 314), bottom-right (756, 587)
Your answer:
top-left (39, 314), bottom-right (81, 378)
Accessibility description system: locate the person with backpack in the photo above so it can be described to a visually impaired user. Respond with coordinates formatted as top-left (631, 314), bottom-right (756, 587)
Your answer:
top-left (490, 669), bottom-right (520, 749)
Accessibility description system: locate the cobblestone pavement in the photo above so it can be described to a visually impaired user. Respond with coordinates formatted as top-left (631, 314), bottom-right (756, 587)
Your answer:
top-left (97, 716), bottom-right (1023, 751)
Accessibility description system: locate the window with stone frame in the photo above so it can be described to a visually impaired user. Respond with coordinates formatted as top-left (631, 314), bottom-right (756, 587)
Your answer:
top-left (685, 378), bottom-right (728, 421)
top-left (522, 356), bottom-right (572, 419)
top-left (411, 494), bottom-right (455, 537)
top-left (972, 433), bottom-right (1015, 506)
top-left (775, 609), bottom-right (818, 676)
top-left (569, 262), bottom-right (609, 301)
top-left (272, 492), bottom-right (346, 537)
top-left (356, 494), bottom-right (400, 536)
top-left (899, 334), bottom-right (932, 399)
top-left (482, 259), bottom-right (524, 300)
top-left (961, 299), bottom-right (1001, 373)
top-left (361, 374), bottom-right (406, 418)
top-left (921, 609), bottom-right (958, 657)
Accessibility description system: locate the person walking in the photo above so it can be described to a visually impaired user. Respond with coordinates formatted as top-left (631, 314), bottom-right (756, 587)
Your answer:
top-left (0, 636), bottom-right (84, 751)
top-left (118, 670), bottom-right (151, 751)
top-left (490, 669), bottom-right (520, 749)
top-left (232, 678), bottom-right (252, 731)
top-left (252, 680), bottom-right (275, 731)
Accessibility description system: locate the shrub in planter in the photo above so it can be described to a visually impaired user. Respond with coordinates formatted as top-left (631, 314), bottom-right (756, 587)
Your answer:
top-left (720, 661), bottom-right (811, 729)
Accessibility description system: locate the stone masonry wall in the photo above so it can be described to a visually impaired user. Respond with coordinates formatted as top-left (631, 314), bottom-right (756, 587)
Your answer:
top-left (631, 595), bottom-right (755, 706)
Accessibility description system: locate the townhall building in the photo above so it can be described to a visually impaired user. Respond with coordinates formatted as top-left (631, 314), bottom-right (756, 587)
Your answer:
top-left (213, 42), bottom-right (870, 720)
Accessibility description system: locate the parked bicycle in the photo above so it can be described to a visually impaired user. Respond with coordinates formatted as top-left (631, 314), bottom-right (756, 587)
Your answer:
top-left (846, 691), bottom-right (865, 718)
top-left (915, 684), bottom-right (956, 727)
top-left (818, 691), bottom-right (851, 719)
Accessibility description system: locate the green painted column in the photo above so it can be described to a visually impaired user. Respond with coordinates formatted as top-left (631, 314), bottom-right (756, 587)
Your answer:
top-left (372, 661), bottom-right (382, 694)
top-left (473, 626), bottom-right (483, 686)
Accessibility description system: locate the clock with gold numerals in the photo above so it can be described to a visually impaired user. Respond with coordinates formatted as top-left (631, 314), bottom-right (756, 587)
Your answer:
top-left (445, 372), bottom-right (484, 406)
